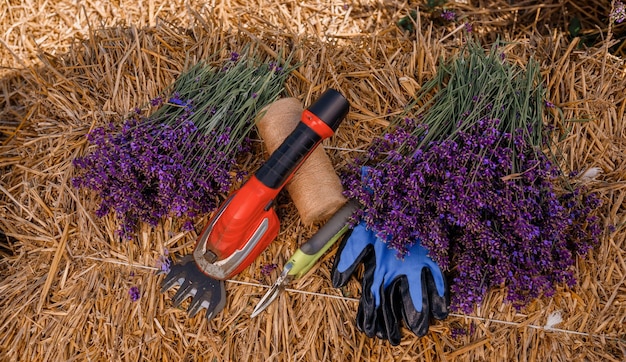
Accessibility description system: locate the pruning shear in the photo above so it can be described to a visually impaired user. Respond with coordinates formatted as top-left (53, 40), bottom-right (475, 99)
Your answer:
top-left (251, 199), bottom-right (358, 317)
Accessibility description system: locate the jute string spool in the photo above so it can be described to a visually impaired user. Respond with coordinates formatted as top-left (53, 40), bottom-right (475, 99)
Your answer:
top-left (256, 97), bottom-right (347, 225)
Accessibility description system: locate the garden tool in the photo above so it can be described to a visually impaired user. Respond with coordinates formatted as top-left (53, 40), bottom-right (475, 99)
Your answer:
top-left (250, 199), bottom-right (359, 318)
top-left (161, 89), bottom-right (350, 320)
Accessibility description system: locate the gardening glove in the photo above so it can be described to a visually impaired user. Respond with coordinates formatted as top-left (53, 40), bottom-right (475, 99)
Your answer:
top-left (332, 222), bottom-right (449, 345)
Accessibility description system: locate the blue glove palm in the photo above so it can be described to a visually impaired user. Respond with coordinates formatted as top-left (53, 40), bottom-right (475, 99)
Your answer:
top-left (332, 222), bottom-right (449, 344)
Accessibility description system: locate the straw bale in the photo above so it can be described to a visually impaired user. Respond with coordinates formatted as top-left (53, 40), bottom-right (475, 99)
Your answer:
top-left (1, 1), bottom-right (625, 361)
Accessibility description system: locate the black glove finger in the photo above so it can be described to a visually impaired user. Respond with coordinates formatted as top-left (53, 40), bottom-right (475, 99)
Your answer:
top-left (355, 297), bottom-right (366, 333)
top-left (373, 306), bottom-right (388, 341)
top-left (424, 268), bottom-right (449, 320)
top-left (398, 272), bottom-right (430, 337)
top-left (331, 229), bottom-right (373, 288)
top-left (355, 301), bottom-right (387, 341)
top-left (354, 261), bottom-right (378, 338)
top-left (381, 278), bottom-right (404, 346)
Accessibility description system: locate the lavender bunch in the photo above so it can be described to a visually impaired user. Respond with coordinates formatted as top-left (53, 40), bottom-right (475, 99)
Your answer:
top-left (342, 41), bottom-right (602, 312)
top-left (73, 49), bottom-right (294, 239)
top-left (344, 120), bottom-right (601, 311)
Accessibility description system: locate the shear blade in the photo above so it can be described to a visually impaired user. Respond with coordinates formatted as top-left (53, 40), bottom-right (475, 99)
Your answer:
top-left (188, 279), bottom-right (226, 319)
top-left (160, 255), bottom-right (227, 321)
top-left (251, 272), bottom-right (292, 318)
top-left (251, 285), bottom-right (281, 318)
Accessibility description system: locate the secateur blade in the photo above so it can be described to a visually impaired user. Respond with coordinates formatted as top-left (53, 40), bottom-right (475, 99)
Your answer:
top-left (161, 255), bottom-right (226, 320)
top-left (250, 263), bottom-right (293, 318)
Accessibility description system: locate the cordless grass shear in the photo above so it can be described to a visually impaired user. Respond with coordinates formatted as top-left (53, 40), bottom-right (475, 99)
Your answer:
top-left (161, 89), bottom-right (349, 320)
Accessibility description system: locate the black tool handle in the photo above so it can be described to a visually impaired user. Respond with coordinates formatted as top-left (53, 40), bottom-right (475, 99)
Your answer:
top-left (300, 199), bottom-right (359, 255)
top-left (255, 89), bottom-right (349, 189)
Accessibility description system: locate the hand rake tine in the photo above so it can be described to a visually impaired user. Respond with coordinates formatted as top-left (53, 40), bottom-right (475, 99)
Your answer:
top-left (172, 278), bottom-right (196, 307)
top-left (160, 255), bottom-right (193, 293)
top-left (205, 280), bottom-right (227, 321)
top-left (188, 291), bottom-right (211, 318)
top-left (160, 269), bottom-right (185, 293)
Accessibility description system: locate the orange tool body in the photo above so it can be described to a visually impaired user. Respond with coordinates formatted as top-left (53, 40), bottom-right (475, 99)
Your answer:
top-left (192, 108), bottom-right (339, 279)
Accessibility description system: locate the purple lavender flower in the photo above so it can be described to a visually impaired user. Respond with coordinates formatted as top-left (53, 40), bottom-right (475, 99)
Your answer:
top-left (261, 263), bottom-right (278, 275)
top-left (441, 10), bottom-right (456, 21)
top-left (168, 92), bottom-right (185, 106)
top-left (156, 249), bottom-right (171, 274)
top-left (72, 54), bottom-right (292, 241)
top-left (611, 1), bottom-right (625, 23)
top-left (268, 61), bottom-right (284, 73)
top-left (464, 22), bottom-right (473, 32)
top-left (129, 286), bottom-right (140, 302)
top-left (150, 96), bottom-right (164, 107)
top-left (450, 326), bottom-right (468, 339)
top-left (545, 100), bottom-right (555, 108)
top-left (340, 40), bottom-right (604, 313)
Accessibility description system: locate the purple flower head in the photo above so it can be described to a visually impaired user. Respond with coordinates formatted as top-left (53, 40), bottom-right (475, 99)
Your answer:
top-left (441, 10), bottom-right (456, 21)
top-left (268, 61), bottom-right (283, 73)
top-left (338, 40), bottom-right (605, 313)
top-left (545, 100), bottom-right (555, 108)
top-left (72, 53), bottom-right (290, 241)
top-left (150, 96), bottom-right (164, 107)
top-left (72, 118), bottom-right (244, 239)
top-left (464, 22), bottom-right (473, 32)
top-left (129, 286), bottom-right (140, 302)
top-left (450, 326), bottom-right (469, 339)
top-left (156, 250), bottom-right (172, 274)
top-left (261, 263), bottom-right (278, 276)
top-left (611, 1), bottom-right (625, 23)
top-left (217, 133), bottom-right (230, 145)
top-left (169, 92), bottom-right (185, 106)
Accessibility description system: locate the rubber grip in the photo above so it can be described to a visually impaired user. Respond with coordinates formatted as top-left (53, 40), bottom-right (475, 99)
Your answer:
top-left (255, 122), bottom-right (321, 189)
top-left (300, 199), bottom-right (359, 255)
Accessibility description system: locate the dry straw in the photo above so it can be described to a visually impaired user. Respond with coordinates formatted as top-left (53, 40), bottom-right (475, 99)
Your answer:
top-left (1, 1), bottom-right (625, 361)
